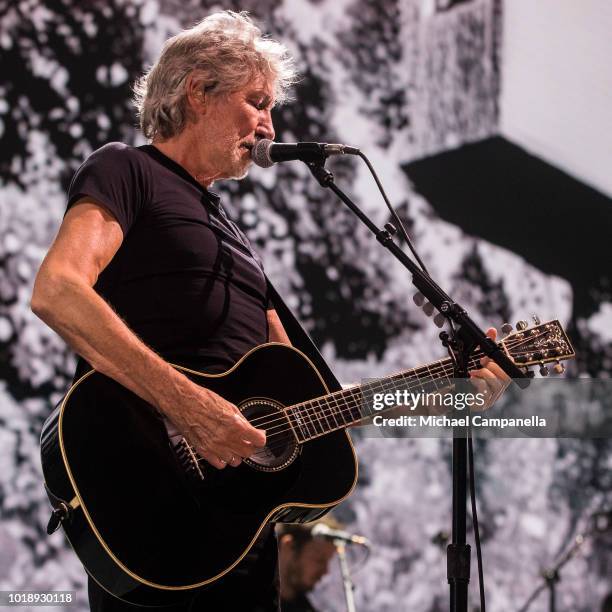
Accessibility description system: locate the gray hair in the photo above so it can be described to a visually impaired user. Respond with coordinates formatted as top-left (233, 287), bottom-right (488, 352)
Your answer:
top-left (133, 11), bottom-right (298, 140)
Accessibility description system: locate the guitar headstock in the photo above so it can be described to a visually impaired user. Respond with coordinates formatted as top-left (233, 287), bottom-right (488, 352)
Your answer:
top-left (500, 319), bottom-right (575, 375)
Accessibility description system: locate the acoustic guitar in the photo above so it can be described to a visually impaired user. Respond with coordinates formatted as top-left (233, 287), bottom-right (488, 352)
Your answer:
top-left (40, 319), bottom-right (574, 605)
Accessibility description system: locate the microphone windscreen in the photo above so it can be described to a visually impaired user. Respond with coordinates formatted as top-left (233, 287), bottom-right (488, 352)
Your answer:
top-left (251, 139), bottom-right (275, 168)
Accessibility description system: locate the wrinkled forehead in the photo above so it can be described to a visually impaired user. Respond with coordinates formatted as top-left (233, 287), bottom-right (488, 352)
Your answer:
top-left (243, 72), bottom-right (276, 100)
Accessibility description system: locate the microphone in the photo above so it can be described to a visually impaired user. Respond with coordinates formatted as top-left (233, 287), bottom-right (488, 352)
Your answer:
top-left (251, 139), bottom-right (360, 168)
top-left (311, 523), bottom-right (371, 547)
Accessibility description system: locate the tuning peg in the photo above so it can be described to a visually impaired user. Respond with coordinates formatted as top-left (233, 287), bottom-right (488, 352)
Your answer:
top-left (553, 361), bottom-right (565, 374)
top-left (516, 320), bottom-right (528, 331)
top-left (422, 302), bottom-right (434, 316)
top-left (501, 323), bottom-right (513, 335)
top-left (539, 363), bottom-right (549, 376)
top-left (433, 313), bottom-right (446, 328)
top-left (532, 315), bottom-right (541, 325)
top-left (413, 292), bottom-right (425, 307)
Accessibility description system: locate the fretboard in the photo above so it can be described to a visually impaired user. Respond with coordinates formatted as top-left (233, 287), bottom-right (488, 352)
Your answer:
top-left (285, 352), bottom-right (486, 443)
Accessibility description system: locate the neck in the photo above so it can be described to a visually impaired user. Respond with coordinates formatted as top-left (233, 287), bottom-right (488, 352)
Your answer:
top-left (286, 351), bottom-right (488, 442)
top-left (152, 131), bottom-right (222, 188)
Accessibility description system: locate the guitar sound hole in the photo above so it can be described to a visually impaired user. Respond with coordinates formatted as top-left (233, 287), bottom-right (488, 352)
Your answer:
top-left (240, 399), bottom-right (299, 472)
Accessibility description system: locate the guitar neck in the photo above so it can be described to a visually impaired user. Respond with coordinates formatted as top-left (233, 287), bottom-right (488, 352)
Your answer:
top-left (286, 352), bottom-right (485, 443)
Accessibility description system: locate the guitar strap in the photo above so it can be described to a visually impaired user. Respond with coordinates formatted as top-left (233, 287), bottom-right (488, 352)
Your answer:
top-left (265, 276), bottom-right (342, 394)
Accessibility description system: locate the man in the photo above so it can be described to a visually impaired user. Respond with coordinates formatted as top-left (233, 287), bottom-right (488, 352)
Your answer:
top-left (277, 521), bottom-right (339, 612)
top-left (32, 11), bottom-right (296, 611)
top-left (31, 9), bottom-right (507, 611)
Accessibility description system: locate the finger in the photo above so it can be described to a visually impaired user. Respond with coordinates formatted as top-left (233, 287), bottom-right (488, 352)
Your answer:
top-left (486, 327), bottom-right (497, 341)
top-left (471, 368), bottom-right (504, 396)
top-left (229, 440), bottom-right (259, 459)
top-left (480, 359), bottom-right (510, 381)
top-left (200, 451), bottom-right (227, 470)
top-left (217, 451), bottom-right (242, 468)
top-left (228, 455), bottom-right (242, 468)
top-left (232, 413), bottom-right (267, 447)
top-left (472, 367), bottom-right (498, 382)
top-left (470, 370), bottom-right (503, 394)
top-left (225, 430), bottom-right (266, 458)
top-left (469, 373), bottom-right (488, 394)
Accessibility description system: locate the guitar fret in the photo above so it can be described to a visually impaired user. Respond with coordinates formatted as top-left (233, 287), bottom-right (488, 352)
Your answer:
top-left (326, 395), bottom-right (342, 429)
top-left (282, 325), bottom-right (573, 440)
top-left (346, 388), bottom-right (363, 423)
top-left (320, 398), bottom-right (334, 432)
top-left (288, 408), bottom-right (308, 442)
top-left (334, 392), bottom-right (349, 426)
top-left (290, 342), bottom-right (524, 438)
top-left (303, 404), bottom-right (318, 438)
top-left (312, 399), bottom-right (325, 435)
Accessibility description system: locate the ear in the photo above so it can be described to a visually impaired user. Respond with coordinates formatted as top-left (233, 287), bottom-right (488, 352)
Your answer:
top-left (278, 533), bottom-right (295, 552)
top-left (185, 74), bottom-right (207, 116)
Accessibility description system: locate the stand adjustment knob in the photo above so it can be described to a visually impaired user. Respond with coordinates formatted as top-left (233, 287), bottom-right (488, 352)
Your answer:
top-left (384, 223), bottom-right (397, 235)
top-left (516, 320), bottom-right (528, 331)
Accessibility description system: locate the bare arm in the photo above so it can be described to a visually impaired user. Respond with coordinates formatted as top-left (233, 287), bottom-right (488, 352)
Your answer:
top-left (267, 309), bottom-right (291, 345)
top-left (31, 200), bottom-right (265, 469)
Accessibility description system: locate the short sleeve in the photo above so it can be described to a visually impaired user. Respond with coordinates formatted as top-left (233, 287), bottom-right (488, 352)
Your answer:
top-left (66, 142), bottom-right (149, 236)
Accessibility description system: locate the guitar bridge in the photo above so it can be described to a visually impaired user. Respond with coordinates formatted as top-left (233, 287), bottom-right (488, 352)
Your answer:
top-left (175, 438), bottom-right (206, 481)
top-left (163, 417), bottom-right (206, 482)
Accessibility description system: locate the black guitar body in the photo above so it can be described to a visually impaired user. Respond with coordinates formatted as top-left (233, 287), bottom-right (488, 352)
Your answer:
top-left (40, 343), bottom-right (357, 606)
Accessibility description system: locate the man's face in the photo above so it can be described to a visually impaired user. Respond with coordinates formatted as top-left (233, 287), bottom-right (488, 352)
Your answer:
top-left (286, 539), bottom-right (337, 594)
top-left (202, 74), bottom-right (276, 180)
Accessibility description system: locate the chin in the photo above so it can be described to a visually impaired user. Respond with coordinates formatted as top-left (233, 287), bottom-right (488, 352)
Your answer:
top-left (228, 161), bottom-right (252, 181)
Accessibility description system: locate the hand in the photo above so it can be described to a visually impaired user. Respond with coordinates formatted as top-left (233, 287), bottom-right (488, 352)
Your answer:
top-left (469, 327), bottom-right (511, 411)
top-left (164, 383), bottom-right (266, 470)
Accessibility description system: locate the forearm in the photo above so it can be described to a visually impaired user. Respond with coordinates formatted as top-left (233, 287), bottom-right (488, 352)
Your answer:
top-left (31, 273), bottom-right (200, 417)
top-left (267, 309), bottom-right (291, 345)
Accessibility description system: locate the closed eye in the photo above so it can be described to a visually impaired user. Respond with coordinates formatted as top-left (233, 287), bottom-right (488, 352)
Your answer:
top-left (250, 97), bottom-right (273, 111)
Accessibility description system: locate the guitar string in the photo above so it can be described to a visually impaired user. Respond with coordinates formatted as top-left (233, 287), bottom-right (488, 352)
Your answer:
top-left (244, 354), bottom-right (472, 436)
top-left (189, 343), bottom-right (554, 464)
top-left (247, 354), bottom-right (479, 430)
top-left (245, 330), bottom-right (554, 431)
top-left (246, 342), bottom-right (560, 459)
top-left (181, 330), bottom-right (559, 461)
top-left (243, 348), bottom-right (551, 462)
top-left (249, 350), bottom-right (540, 448)
top-left (192, 356), bottom-right (464, 464)
top-left (191, 337), bottom-right (554, 462)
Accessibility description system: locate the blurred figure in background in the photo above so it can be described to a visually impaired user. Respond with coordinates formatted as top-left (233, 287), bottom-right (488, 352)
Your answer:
top-left (277, 517), bottom-right (342, 612)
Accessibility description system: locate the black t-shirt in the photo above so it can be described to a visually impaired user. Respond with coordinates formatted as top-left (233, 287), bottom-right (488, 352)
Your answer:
top-left (67, 142), bottom-right (270, 373)
top-left (281, 593), bottom-right (317, 612)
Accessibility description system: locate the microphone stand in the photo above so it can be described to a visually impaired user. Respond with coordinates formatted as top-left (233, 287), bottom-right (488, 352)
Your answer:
top-left (516, 510), bottom-right (612, 612)
top-left (304, 159), bottom-right (528, 612)
top-left (334, 540), bottom-right (358, 612)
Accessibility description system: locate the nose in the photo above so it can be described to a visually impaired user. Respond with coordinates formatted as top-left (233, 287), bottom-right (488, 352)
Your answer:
top-left (257, 109), bottom-right (275, 141)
